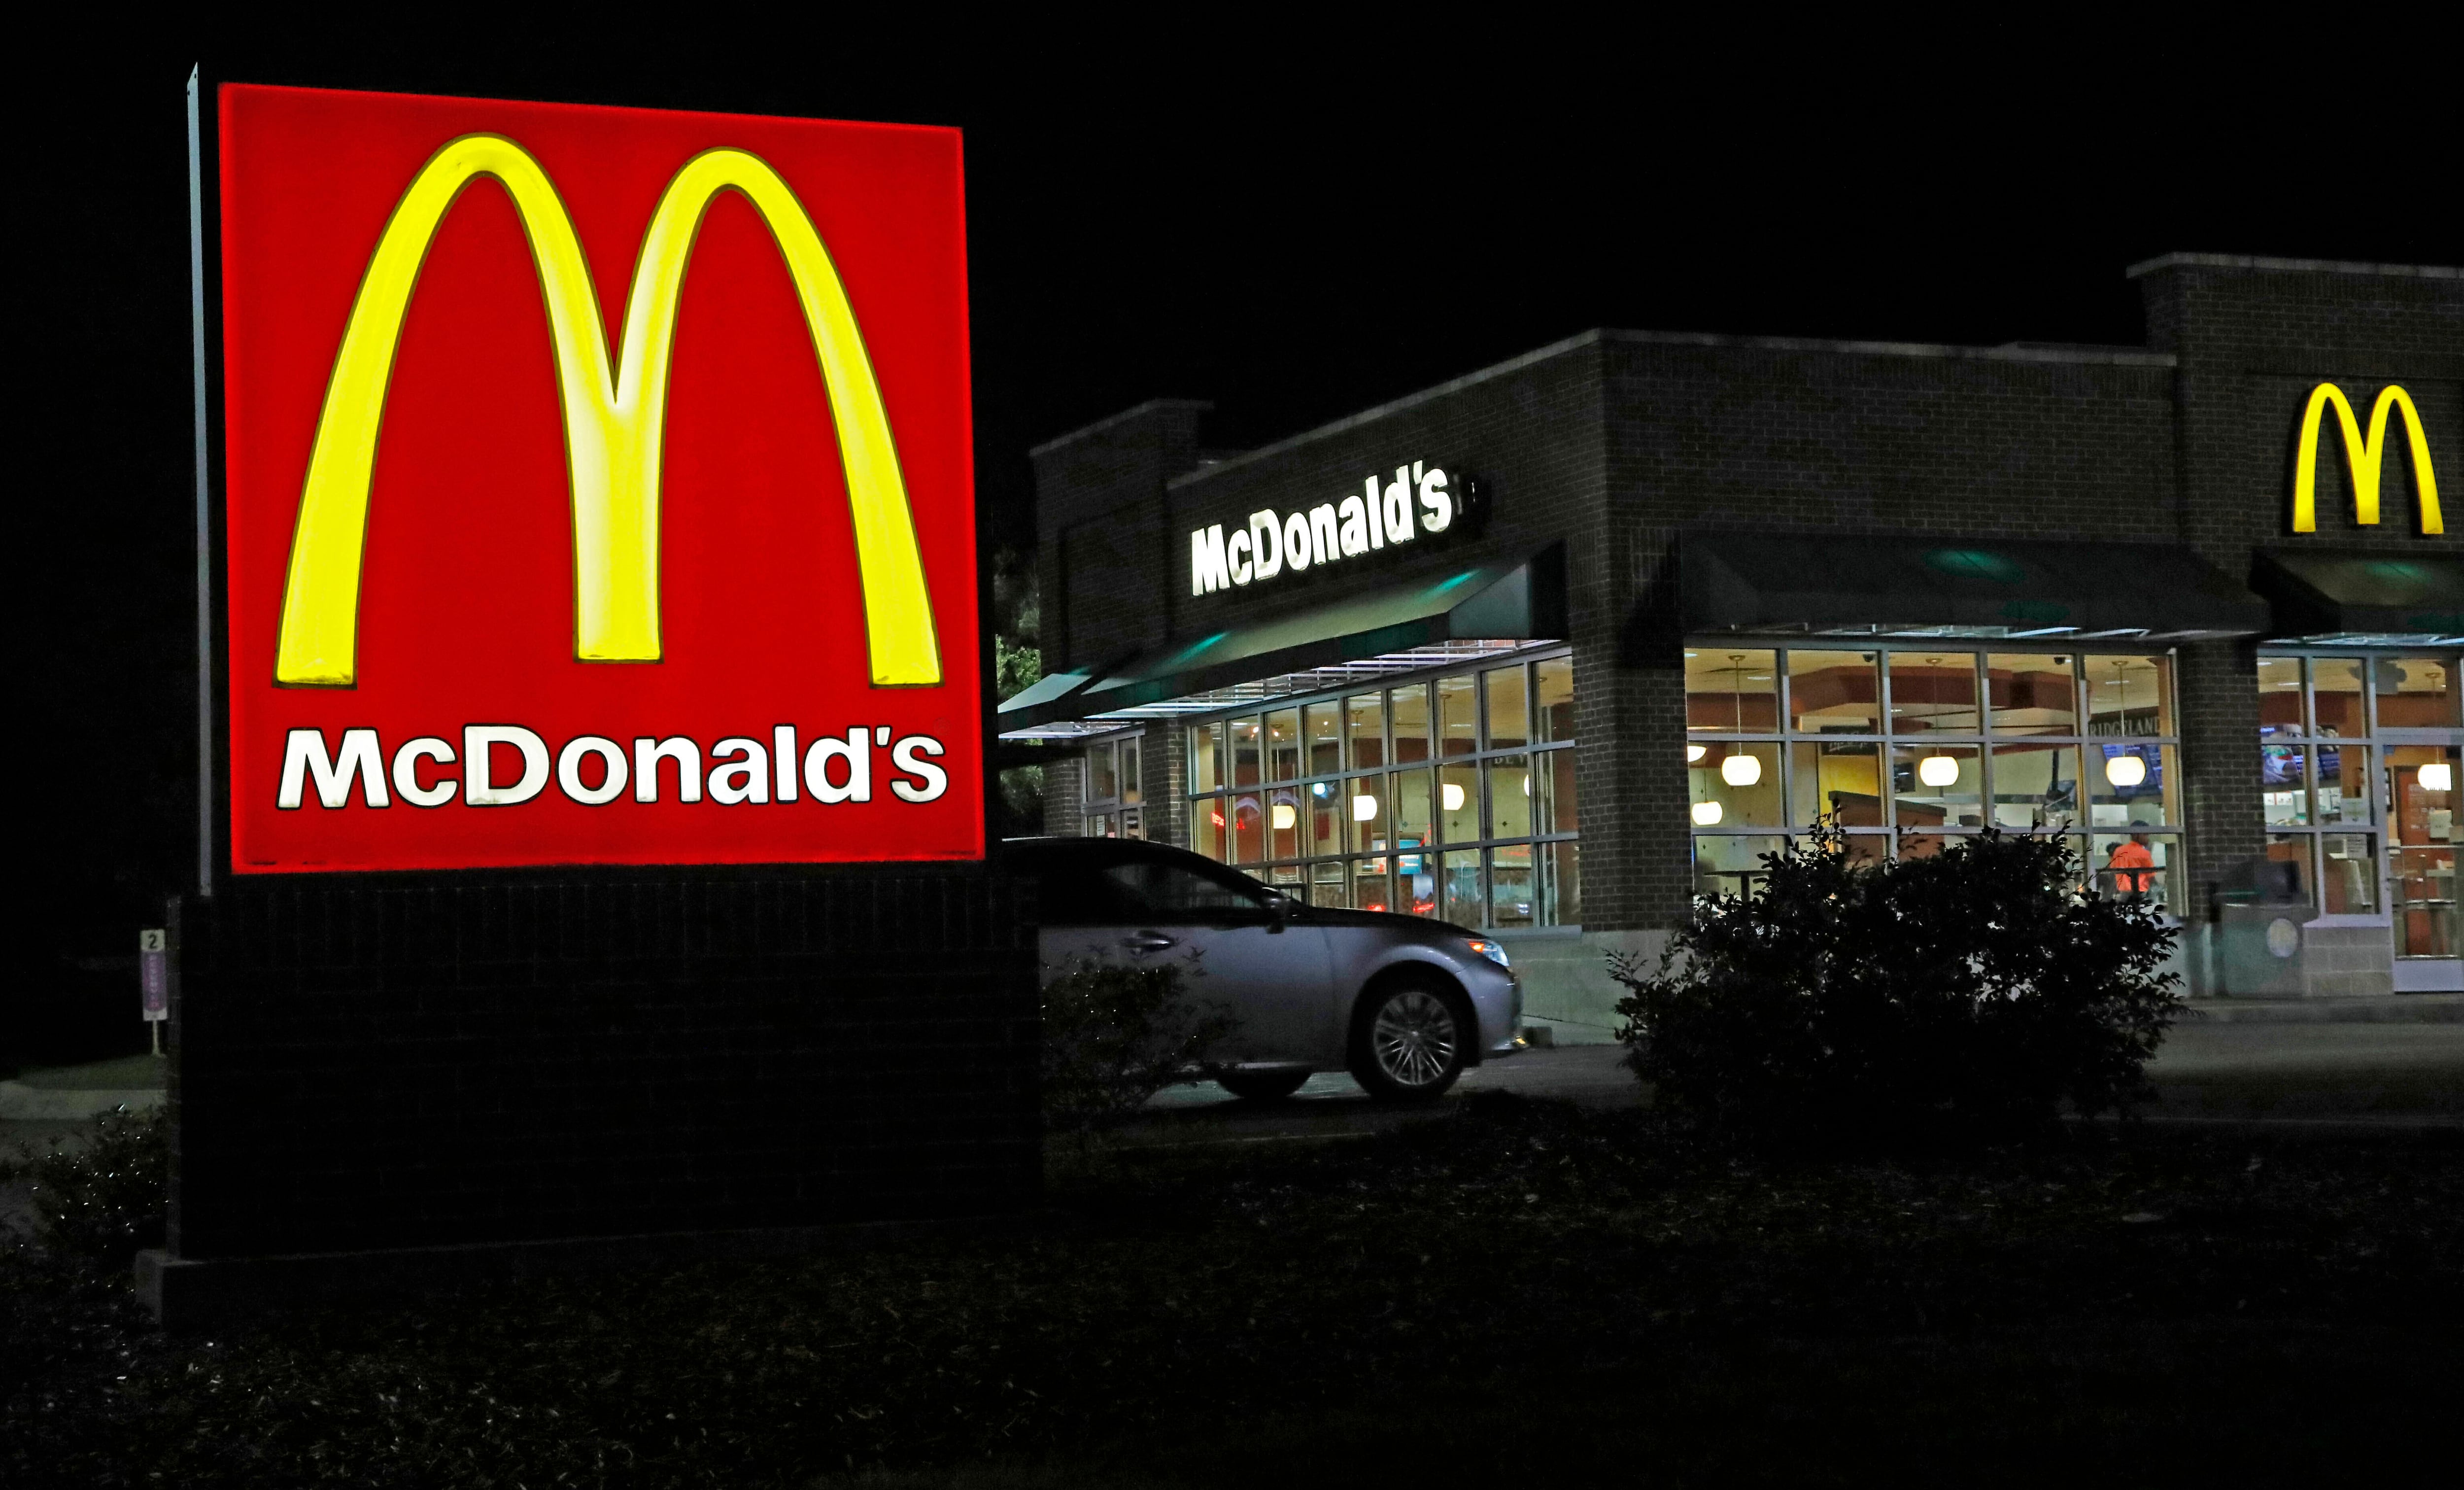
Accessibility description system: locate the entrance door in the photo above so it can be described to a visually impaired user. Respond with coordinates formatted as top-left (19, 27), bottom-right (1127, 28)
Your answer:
top-left (2387, 745), bottom-right (2461, 986)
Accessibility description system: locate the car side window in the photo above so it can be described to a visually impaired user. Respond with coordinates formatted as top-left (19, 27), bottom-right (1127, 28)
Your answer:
top-left (1035, 859), bottom-right (1141, 926)
top-left (1103, 861), bottom-right (1269, 922)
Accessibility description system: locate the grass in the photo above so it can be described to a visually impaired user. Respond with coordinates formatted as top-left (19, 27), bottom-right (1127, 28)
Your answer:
top-left (7, 1095), bottom-right (2462, 1488)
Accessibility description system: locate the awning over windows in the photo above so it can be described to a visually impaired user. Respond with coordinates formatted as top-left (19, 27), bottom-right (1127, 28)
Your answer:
top-left (998, 548), bottom-right (1566, 736)
top-left (1681, 531), bottom-right (2270, 641)
top-left (2252, 550), bottom-right (2464, 645)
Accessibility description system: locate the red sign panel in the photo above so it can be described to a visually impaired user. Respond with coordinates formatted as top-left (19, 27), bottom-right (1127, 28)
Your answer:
top-left (217, 84), bottom-right (981, 871)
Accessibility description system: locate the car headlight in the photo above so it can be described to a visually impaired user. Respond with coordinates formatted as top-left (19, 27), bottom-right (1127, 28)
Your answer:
top-left (1463, 937), bottom-right (1509, 968)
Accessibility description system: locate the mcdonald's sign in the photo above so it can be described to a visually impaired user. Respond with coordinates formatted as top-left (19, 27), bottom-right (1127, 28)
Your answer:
top-left (2292, 382), bottom-right (2444, 535)
top-left (212, 84), bottom-right (981, 872)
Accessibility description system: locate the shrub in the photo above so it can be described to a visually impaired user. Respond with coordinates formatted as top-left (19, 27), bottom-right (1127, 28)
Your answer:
top-left (1614, 824), bottom-right (2180, 1147)
top-left (1040, 957), bottom-right (1237, 1134)
top-left (0, 1104), bottom-right (169, 1262)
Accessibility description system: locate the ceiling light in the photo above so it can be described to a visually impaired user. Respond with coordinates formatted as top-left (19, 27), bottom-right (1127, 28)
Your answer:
top-left (1441, 783), bottom-right (1467, 811)
top-left (1721, 754), bottom-right (1762, 787)
top-left (1691, 800), bottom-right (1724, 826)
top-left (2103, 754), bottom-right (2147, 789)
top-left (1352, 794), bottom-right (1379, 822)
top-left (2420, 762), bottom-right (2455, 793)
top-left (1917, 754), bottom-right (1960, 788)
top-left (1686, 744), bottom-right (1707, 763)
top-left (1271, 803), bottom-right (1297, 831)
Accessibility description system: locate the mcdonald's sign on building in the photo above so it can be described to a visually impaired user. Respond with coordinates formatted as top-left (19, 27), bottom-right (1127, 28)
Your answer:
top-left (212, 83), bottom-right (982, 872)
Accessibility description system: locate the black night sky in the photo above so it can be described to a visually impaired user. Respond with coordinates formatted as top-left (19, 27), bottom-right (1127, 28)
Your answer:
top-left (16, 28), bottom-right (2455, 1057)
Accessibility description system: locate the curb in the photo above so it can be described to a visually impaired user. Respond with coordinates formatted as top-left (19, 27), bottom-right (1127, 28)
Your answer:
top-left (2179, 995), bottom-right (2464, 1025)
top-left (0, 1083), bottom-right (164, 1121)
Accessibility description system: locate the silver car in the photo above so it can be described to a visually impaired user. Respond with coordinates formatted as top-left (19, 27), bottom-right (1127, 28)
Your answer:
top-left (1005, 836), bottom-right (1522, 1102)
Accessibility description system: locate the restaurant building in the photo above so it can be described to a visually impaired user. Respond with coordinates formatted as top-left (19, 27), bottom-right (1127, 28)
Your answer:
top-left (999, 255), bottom-right (2461, 1040)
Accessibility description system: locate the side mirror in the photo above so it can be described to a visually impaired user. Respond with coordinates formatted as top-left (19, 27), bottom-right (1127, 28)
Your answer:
top-left (1264, 892), bottom-right (1297, 931)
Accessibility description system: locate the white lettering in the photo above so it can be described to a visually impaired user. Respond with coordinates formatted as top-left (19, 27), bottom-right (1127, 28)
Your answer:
top-left (773, 725), bottom-right (799, 801)
top-left (557, 735), bottom-right (628, 804)
top-left (890, 735), bottom-right (949, 802)
top-left (1417, 463), bottom-right (1451, 533)
top-left (1282, 511), bottom-right (1312, 572)
top-left (1364, 478), bottom-right (1385, 549)
top-left (708, 737), bottom-right (770, 804)
top-left (1248, 509), bottom-right (1283, 580)
top-left (1337, 494), bottom-right (1370, 555)
top-left (465, 725), bottom-right (549, 807)
top-left (1382, 466), bottom-right (1414, 545)
top-left (1191, 524), bottom-right (1230, 595)
top-left (631, 736), bottom-right (703, 803)
top-left (1307, 503), bottom-right (1339, 564)
top-left (278, 727), bottom-right (389, 809)
top-left (391, 736), bottom-right (457, 808)
top-left (804, 728), bottom-right (873, 803)
top-left (1227, 528), bottom-right (1253, 585)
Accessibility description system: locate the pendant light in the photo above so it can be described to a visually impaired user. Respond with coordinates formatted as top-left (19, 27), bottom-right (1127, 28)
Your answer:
top-left (1916, 654), bottom-right (1958, 789)
top-left (2103, 753), bottom-right (2147, 788)
top-left (2421, 762), bottom-right (2455, 793)
top-left (1691, 800), bottom-right (1723, 826)
top-left (1721, 753), bottom-right (1762, 786)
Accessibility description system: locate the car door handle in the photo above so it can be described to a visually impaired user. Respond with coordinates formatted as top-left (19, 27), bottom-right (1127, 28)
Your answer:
top-left (1121, 932), bottom-right (1178, 952)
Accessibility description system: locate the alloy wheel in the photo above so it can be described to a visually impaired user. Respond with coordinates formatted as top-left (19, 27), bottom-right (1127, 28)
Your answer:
top-left (1371, 988), bottom-right (1459, 1090)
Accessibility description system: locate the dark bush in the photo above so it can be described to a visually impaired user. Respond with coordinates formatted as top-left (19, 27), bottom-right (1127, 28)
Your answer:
top-left (1040, 957), bottom-right (1237, 1134)
top-left (0, 1104), bottom-right (168, 1261)
top-left (1614, 824), bottom-right (2180, 1146)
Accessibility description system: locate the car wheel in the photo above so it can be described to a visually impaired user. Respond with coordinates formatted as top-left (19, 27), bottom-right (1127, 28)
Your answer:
top-left (1216, 1070), bottom-right (1311, 1102)
top-left (1348, 979), bottom-right (1469, 1103)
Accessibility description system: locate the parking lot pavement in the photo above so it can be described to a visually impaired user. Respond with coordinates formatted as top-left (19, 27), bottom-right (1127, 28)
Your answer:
top-left (1118, 1019), bottom-right (2464, 1146)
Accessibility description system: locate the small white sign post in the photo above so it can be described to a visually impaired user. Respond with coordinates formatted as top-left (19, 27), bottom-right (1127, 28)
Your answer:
top-left (139, 928), bottom-right (169, 1056)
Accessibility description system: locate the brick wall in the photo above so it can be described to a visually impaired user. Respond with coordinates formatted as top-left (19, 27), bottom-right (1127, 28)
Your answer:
top-left (170, 869), bottom-right (1038, 1260)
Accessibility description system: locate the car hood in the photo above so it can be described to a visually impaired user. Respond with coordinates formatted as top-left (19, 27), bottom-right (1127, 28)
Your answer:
top-left (1299, 907), bottom-right (1479, 942)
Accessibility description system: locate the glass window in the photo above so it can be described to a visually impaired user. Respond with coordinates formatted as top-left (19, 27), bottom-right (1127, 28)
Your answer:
top-left (2261, 746), bottom-right (2309, 827)
top-left (2090, 743), bottom-right (2173, 828)
top-left (1486, 665), bottom-right (1530, 750)
top-left (1190, 724), bottom-right (1223, 795)
top-left (1987, 654), bottom-right (2076, 735)
top-left (1490, 844), bottom-right (1535, 928)
top-left (2085, 654), bottom-right (2173, 737)
top-left (1087, 743), bottom-right (1118, 804)
top-left (1231, 792), bottom-right (1265, 864)
top-left (1305, 701), bottom-right (1342, 777)
top-left (1990, 742), bottom-right (2079, 832)
top-left (1266, 707), bottom-right (1301, 784)
top-left (1306, 780), bottom-right (1342, 859)
top-left (2092, 832), bottom-right (2184, 917)
top-left (1893, 744), bottom-right (1981, 832)
top-left (1789, 740), bottom-right (1883, 828)
top-left (1438, 762), bottom-right (1480, 843)
top-left (2255, 657), bottom-right (2305, 739)
top-left (1347, 778), bottom-right (1389, 856)
top-left (1786, 649), bottom-right (1881, 733)
top-left (1437, 674), bottom-right (1478, 758)
top-left (2312, 658), bottom-right (2365, 739)
top-left (1105, 860), bottom-right (1264, 918)
top-left (1345, 693), bottom-right (1386, 770)
top-left (1397, 842), bottom-right (1437, 918)
top-left (2320, 834), bottom-right (2379, 915)
top-left (1310, 859), bottom-right (1346, 909)
top-left (1351, 856), bottom-right (1392, 914)
top-left (1542, 748), bottom-right (1578, 835)
top-left (1391, 767), bottom-right (1434, 845)
top-left (2265, 833), bottom-right (2316, 908)
top-left (2378, 657), bottom-right (2461, 728)
top-left (1487, 755), bottom-right (1533, 839)
top-left (1689, 741), bottom-right (1782, 829)
top-left (1390, 684), bottom-right (1432, 763)
top-left (1536, 657), bottom-right (1576, 742)
top-left (1889, 653), bottom-right (1980, 735)
top-left (2390, 745), bottom-right (2459, 957)
top-left (1694, 835), bottom-right (1783, 898)
top-left (1266, 786), bottom-right (1302, 860)
top-left (1544, 840), bottom-right (1579, 925)
top-left (2317, 744), bottom-right (2369, 826)
top-left (1687, 649), bottom-right (1778, 734)
top-left (1230, 717), bottom-right (1262, 786)
top-left (1191, 796), bottom-right (1224, 860)
top-left (1441, 850), bottom-right (1482, 925)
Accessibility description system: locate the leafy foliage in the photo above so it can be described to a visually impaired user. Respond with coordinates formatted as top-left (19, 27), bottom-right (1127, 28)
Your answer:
top-left (1615, 824), bottom-right (2181, 1146)
top-left (0, 1104), bottom-right (168, 1261)
top-left (1039, 957), bottom-right (1237, 1134)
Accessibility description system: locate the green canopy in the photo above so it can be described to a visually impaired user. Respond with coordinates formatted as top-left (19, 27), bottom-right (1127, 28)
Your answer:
top-left (2252, 549), bottom-right (2464, 643)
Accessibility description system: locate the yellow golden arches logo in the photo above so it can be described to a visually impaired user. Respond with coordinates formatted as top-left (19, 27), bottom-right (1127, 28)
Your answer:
top-left (2292, 382), bottom-right (2444, 536)
top-left (274, 134), bottom-right (943, 689)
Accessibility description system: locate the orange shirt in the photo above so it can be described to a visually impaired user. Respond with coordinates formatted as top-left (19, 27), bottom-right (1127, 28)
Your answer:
top-left (2108, 841), bottom-right (2155, 892)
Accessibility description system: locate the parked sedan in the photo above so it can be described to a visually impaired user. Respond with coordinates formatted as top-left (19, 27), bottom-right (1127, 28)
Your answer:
top-left (1003, 836), bottom-right (1522, 1102)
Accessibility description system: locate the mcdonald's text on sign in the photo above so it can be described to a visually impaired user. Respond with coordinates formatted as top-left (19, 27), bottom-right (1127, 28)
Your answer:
top-left (217, 86), bottom-right (981, 871)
